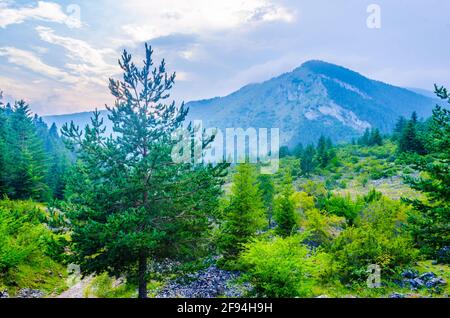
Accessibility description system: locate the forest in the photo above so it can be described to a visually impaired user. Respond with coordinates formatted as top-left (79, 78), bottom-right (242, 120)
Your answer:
top-left (0, 44), bottom-right (449, 299)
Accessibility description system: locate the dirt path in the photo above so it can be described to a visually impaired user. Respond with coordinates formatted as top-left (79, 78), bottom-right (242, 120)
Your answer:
top-left (57, 276), bottom-right (94, 298)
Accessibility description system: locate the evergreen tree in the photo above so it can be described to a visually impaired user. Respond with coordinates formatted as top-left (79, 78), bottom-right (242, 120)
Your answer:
top-left (61, 44), bottom-right (228, 298)
top-left (404, 85), bottom-right (450, 262)
top-left (3, 101), bottom-right (49, 200)
top-left (300, 144), bottom-right (316, 176)
top-left (257, 174), bottom-right (275, 227)
top-left (0, 92), bottom-right (6, 195)
top-left (34, 118), bottom-right (71, 199)
top-left (398, 113), bottom-right (426, 154)
top-left (315, 136), bottom-right (335, 168)
top-left (273, 172), bottom-right (298, 237)
top-left (217, 163), bottom-right (265, 265)
top-left (393, 116), bottom-right (407, 141)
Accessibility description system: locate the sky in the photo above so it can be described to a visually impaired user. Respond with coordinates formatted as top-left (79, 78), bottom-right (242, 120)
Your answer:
top-left (0, 0), bottom-right (449, 115)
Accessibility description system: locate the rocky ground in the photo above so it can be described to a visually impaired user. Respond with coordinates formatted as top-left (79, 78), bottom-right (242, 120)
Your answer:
top-left (156, 265), bottom-right (253, 298)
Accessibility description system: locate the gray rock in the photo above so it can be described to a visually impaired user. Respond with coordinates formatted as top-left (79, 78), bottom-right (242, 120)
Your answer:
top-left (389, 293), bottom-right (405, 298)
top-left (425, 277), bottom-right (447, 289)
top-left (419, 272), bottom-right (436, 281)
top-left (156, 265), bottom-right (252, 298)
top-left (17, 288), bottom-right (44, 298)
top-left (402, 270), bottom-right (418, 279)
top-left (0, 290), bottom-right (9, 298)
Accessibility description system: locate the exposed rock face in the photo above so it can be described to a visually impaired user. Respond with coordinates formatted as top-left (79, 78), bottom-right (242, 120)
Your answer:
top-left (0, 290), bottom-right (9, 298)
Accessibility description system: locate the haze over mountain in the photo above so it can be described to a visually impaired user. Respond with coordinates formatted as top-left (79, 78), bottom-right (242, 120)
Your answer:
top-left (43, 60), bottom-right (437, 146)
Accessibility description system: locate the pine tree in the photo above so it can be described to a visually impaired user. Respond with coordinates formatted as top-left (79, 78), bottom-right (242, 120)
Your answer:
top-left (315, 135), bottom-right (335, 168)
top-left (393, 116), bottom-right (407, 141)
top-left (273, 171), bottom-right (298, 237)
top-left (257, 174), bottom-right (275, 227)
top-left (300, 144), bottom-right (316, 176)
top-left (370, 128), bottom-right (383, 146)
top-left (217, 163), bottom-right (265, 265)
top-left (3, 101), bottom-right (49, 200)
top-left (62, 44), bottom-right (228, 298)
top-left (404, 85), bottom-right (450, 262)
top-left (398, 113), bottom-right (426, 154)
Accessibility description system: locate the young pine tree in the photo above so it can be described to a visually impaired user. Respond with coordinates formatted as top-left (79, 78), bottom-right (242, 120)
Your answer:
top-left (62, 44), bottom-right (228, 298)
top-left (217, 163), bottom-right (265, 265)
top-left (4, 101), bottom-right (49, 200)
top-left (257, 174), bottom-right (275, 227)
top-left (300, 144), bottom-right (316, 176)
top-left (398, 113), bottom-right (426, 154)
top-left (273, 171), bottom-right (298, 237)
top-left (404, 85), bottom-right (450, 262)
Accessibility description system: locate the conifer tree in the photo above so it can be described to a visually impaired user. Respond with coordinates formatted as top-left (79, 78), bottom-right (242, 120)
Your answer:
top-left (257, 174), bottom-right (275, 227)
top-left (3, 101), bottom-right (48, 200)
top-left (398, 113), bottom-right (426, 154)
top-left (217, 163), bottom-right (265, 265)
top-left (404, 85), bottom-right (450, 262)
top-left (62, 44), bottom-right (228, 298)
top-left (273, 172), bottom-right (298, 237)
top-left (300, 144), bottom-right (316, 176)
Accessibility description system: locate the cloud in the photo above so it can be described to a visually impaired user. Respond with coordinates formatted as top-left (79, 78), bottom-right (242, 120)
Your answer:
top-left (0, 1), bottom-right (82, 28)
top-left (0, 46), bottom-right (78, 83)
top-left (119, 0), bottom-right (296, 43)
top-left (36, 26), bottom-right (119, 86)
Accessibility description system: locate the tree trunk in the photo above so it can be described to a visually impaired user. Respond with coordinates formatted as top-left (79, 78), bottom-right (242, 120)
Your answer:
top-left (138, 252), bottom-right (148, 299)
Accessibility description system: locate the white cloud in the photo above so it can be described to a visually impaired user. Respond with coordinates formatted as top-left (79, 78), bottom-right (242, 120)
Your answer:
top-left (0, 46), bottom-right (78, 83)
top-left (119, 0), bottom-right (296, 43)
top-left (36, 26), bottom-right (119, 86)
top-left (0, 1), bottom-right (82, 28)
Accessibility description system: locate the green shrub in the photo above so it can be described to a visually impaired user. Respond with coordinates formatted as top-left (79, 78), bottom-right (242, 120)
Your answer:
top-left (239, 235), bottom-right (317, 297)
top-left (0, 199), bottom-right (67, 294)
top-left (322, 195), bottom-right (363, 223)
top-left (329, 197), bottom-right (418, 283)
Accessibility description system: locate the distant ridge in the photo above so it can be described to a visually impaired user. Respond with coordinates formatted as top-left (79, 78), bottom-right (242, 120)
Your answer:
top-left (44, 60), bottom-right (437, 146)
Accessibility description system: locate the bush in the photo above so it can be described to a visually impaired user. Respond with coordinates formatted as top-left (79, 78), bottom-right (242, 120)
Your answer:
top-left (302, 209), bottom-right (345, 247)
top-left (329, 197), bottom-right (418, 283)
top-left (0, 199), bottom-right (67, 294)
top-left (322, 195), bottom-right (363, 223)
top-left (239, 235), bottom-right (317, 297)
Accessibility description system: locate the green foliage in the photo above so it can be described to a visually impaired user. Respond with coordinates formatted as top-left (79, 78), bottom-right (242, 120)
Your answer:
top-left (0, 101), bottom-right (49, 201)
top-left (217, 164), bottom-right (265, 265)
top-left (315, 135), bottom-right (337, 169)
top-left (239, 235), bottom-right (317, 297)
top-left (0, 199), bottom-right (67, 295)
top-left (257, 174), bottom-right (275, 227)
top-left (61, 44), bottom-right (228, 298)
top-left (329, 197), bottom-right (418, 283)
top-left (398, 112), bottom-right (427, 155)
top-left (358, 128), bottom-right (383, 147)
top-left (322, 194), bottom-right (362, 223)
top-left (84, 273), bottom-right (137, 298)
top-left (403, 88), bottom-right (450, 261)
top-left (302, 209), bottom-right (345, 247)
top-left (273, 172), bottom-right (299, 237)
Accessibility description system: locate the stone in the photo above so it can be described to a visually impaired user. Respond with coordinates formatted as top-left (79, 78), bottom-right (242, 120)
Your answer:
top-left (419, 272), bottom-right (436, 281)
top-left (17, 288), bottom-right (44, 298)
top-left (389, 293), bottom-right (405, 298)
top-left (0, 290), bottom-right (9, 298)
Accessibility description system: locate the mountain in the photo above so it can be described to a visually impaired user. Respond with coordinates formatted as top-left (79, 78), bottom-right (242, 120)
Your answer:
top-left (186, 60), bottom-right (437, 146)
top-left (43, 60), bottom-right (438, 146)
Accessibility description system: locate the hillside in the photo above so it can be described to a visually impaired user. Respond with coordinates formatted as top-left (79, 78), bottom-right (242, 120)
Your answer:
top-left (43, 61), bottom-right (437, 146)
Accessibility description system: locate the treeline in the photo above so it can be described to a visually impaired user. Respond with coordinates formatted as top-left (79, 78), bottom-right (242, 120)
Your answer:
top-left (0, 94), bottom-right (71, 201)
